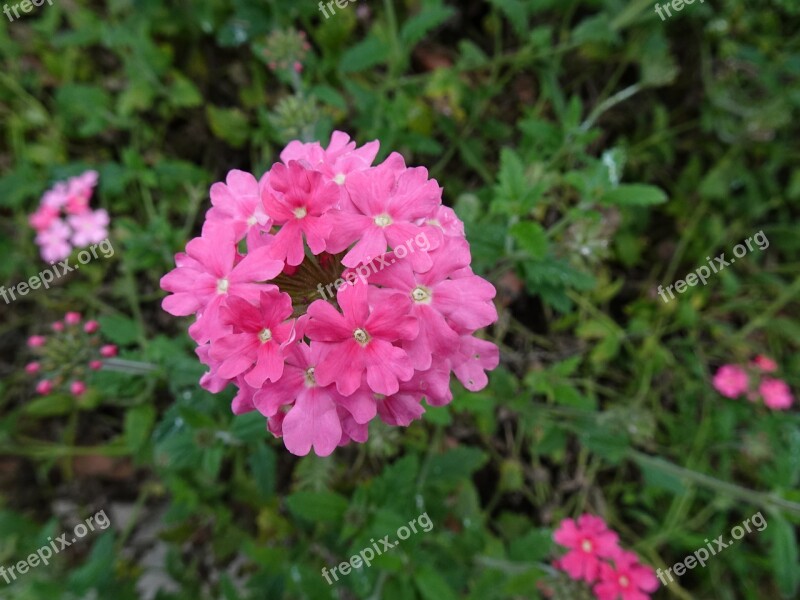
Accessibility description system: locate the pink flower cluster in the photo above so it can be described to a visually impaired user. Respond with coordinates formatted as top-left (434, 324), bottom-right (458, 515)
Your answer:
top-left (161, 131), bottom-right (499, 456)
top-left (712, 355), bottom-right (794, 410)
top-left (29, 171), bottom-right (109, 262)
top-left (552, 514), bottom-right (658, 600)
top-left (26, 312), bottom-right (116, 398)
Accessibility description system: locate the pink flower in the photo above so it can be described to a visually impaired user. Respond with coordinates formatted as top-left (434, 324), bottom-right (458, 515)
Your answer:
top-left (70, 381), bottom-right (87, 397)
top-left (553, 514), bottom-right (620, 583)
top-left (64, 170), bottom-right (98, 215)
top-left (29, 205), bottom-right (60, 232)
top-left (160, 227), bottom-right (284, 343)
top-left (100, 345), bottom-right (118, 358)
top-left (593, 550), bottom-right (659, 600)
top-left (759, 378), bottom-right (794, 410)
top-left (89, 360), bottom-right (103, 370)
top-left (261, 161), bottom-right (339, 266)
top-left (160, 131), bottom-right (499, 456)
top-left (712, 364), bottom-right (749, 398)
top-left (67, 209), bottom-right (109, 246)
top-left (206, 169), bottom-right (271, 243)
top-left (36, 380), bottom-right (53, 395)
top-left (65, 312), bottom-right (81, 325)
top-left (752, 355), bottom-right (778, 373)
top-left (280, 131), bottom-right (379, 200)
top-left (51, 321), bottom-right (65, 332)
top-left (254, 343), bottom-right (348, 456)
top-left (367, 237), bottom-right (496, 370)
top-left (84, 320), bottom-right (100, 333)
top-left (35, 219), bottom-right (72, 262)
top-left (306, 282), bottom-right (418, 396)
top-left (209, 291), bottom-right (297, 387)
top-left (25, 362), bottom-right (41, 374)
top-left (27, 335), bottom-right (47, 348)
top-left (326, 154), bottom-right (441, 270)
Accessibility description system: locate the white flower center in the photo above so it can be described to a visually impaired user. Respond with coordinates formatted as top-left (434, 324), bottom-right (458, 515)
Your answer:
top-left (353, 328), bottom-right (369, 344)
top-left (581, 540), bottom-right (593, 553)
top-left (258, 328), bottom-right (272, 343)
top-left (293, 206), bottom-right (307, 219)
top-left (427, 218), bottom-right (441, 227)
top-left (374, 214), bottom-right (392, 227)
top-left (618, 575), bottom-right (629, 588)
top-left (333, 173), bottom-right (346, 185)
top-left (216, 278), bottom-right (229, 294)
top-left (304, 367), bottom-right (316, 387)
top-left (247, 215), bottom-right (258, 226)
top-left (411, 286), bottom-right (431, 303)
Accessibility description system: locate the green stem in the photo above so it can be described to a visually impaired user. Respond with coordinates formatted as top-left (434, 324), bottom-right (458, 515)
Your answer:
top-left (630, 451), bottom-right (800, 517)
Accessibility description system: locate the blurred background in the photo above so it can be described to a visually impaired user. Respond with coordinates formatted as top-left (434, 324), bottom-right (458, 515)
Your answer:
top-left (1, 0), bottom-right (799, 598)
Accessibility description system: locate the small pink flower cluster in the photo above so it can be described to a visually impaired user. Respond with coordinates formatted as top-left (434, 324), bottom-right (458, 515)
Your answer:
top-left (552, 514), bottom-right (658, 600)
top-left (161, 131), bottom-right (499, 456)
top-left (26, 312), bottom-right (117, 397)
top-left (712, 355), bottom-right (794, 410)
top-left (29, 171), bottom-right (109, 262)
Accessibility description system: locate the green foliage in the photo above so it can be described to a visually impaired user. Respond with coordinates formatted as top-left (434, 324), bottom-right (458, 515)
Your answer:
top-left (1, 0), bottom-right (799, 599)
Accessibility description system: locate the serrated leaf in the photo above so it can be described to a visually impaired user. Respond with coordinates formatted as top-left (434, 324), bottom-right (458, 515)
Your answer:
top-left (510, 221), bottom-right (548, 258)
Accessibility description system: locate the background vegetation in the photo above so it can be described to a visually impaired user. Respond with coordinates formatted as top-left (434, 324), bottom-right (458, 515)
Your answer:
top-left (1, 0), bottom-right (799, 598)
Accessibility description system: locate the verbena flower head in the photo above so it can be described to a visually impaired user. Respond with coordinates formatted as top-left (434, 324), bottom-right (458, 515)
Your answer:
top-left (713, 357), bottom-right (794, 411)
top-left (161, 131), bottom-right (499, 456)
top-left (25, 312), bottom-right (112, 398)
top-left (30, 170), bottom-right (108, 262)
top-left (551, 514), bottom-right (658, 600)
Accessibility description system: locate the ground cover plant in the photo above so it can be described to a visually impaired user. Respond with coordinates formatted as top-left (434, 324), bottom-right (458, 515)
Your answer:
top-left (0, 1), bottom-right (798, 599)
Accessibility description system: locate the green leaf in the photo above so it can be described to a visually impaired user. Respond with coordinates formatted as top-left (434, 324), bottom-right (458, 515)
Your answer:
top-left (285, 491), bottom-right (349, 524)
top-left (249, 443), bottom-right (277, 500)
top-left (510, 221), bottom-right (548, 258)
top-left (487, 0), bottom-right (529, 37)
top-left (427, 447), bottom-right (488, 489)
top-left (400, 4), bottom-right (456, 47)
top-left (98, 314), bottom-right (139, 345)
top-left (170, 74), bottom-right (203, 108)
top-left (24, 394), bottom-right (74, 417)
top-left (339, 35), bottom-right (390, 73)
top-left (206, 106), bottom-right (250, 148)
top-left (770, 513), bottom-right (800, 598)
top-left (600, 184), bottom-right (667, 206)
top-left (124, 404), bottom-right (156, 453)
top-left (414, 565), bottom-right (458, 600)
